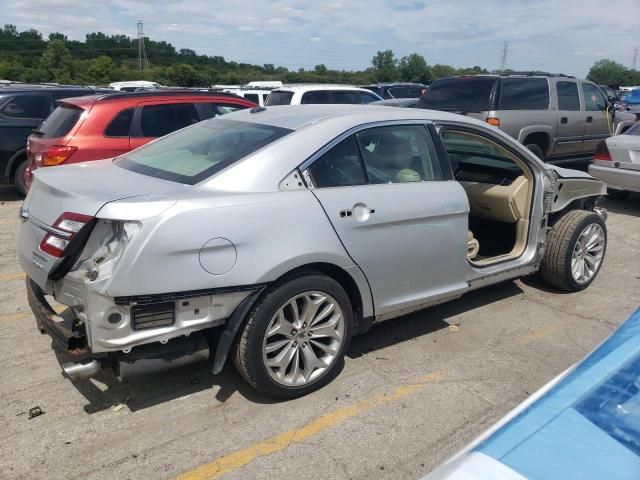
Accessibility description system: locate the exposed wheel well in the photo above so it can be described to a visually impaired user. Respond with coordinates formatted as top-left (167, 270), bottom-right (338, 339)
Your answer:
top-left (274, 262), bottom-right (368, 334)
top-left (548, 196), bottom-right (600, 226)
top-left (523, 132), bottom-right (550, 157)
top-left (7, 149), bottom-right (27, 178)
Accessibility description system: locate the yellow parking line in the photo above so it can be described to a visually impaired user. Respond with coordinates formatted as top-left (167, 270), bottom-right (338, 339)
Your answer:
top-left (520, 323), bottom-right (563, 344)
top-left (176, 370), bottom-right (446, 480)
top-left (0, 271), bottom-right (25, 283)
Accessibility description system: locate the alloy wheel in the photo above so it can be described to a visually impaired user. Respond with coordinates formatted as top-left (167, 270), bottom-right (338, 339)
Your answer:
top-left (571, 223), bottom-right (605, 284)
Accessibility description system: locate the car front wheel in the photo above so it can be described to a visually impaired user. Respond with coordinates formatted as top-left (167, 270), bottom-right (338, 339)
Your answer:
top-left (540, 210), bottom-right (607, 292)
top-left (233, 273), bottom-right (353, 399)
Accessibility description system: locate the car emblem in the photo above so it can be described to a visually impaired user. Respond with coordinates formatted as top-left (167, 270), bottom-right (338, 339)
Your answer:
top-left (19, 206), bottom-right (29, 222)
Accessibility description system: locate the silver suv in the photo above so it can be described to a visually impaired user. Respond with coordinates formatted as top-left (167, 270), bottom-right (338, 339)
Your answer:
top-left (419, 74), bottom-right (637, 163)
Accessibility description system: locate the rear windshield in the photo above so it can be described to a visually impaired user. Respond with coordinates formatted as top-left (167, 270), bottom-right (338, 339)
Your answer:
top-left (265, 91), bottom-right (294, 106)
top-left (625, 122), bottom-right (640, 136)
top-left (116, 119), bottom-right (292, 185)
top-left (418, 77), bottom-right (497, 112)
top-left (37, 105), bottom-right (82, 138)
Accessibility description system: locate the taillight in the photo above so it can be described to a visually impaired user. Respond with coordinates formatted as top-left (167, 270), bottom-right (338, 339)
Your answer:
top-left (40, 212), bottom-right (94, 257)
top-left (486, 117), bottom-right (500, 127)
top-left (40, 145), bottom-right (78, 167)
top-left (593, 140), bottom-right (612, 161)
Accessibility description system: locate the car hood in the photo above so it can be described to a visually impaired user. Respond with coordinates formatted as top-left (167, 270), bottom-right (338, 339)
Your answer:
top-left (25, 159), bottom-right (179, 226)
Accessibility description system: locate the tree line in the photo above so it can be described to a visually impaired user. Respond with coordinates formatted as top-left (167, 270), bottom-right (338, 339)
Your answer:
top-left (0, 25), bottom-right (638, 87)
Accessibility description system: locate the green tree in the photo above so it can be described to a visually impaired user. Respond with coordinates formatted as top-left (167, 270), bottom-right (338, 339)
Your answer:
top-left (88, 56), bottom-right (115, 83)
top-left (430, 64), bottom-right (457, 81)
top-left (39, 39), bottom-right (74, 83)
top-left (398, 53), bottom-right (431, 83)
top-left (587, 59), bottom-right (640, 86)
top-left (164, 63), bottom-right (200, 86)
top-left (371, 50), bottom-right (398, 82)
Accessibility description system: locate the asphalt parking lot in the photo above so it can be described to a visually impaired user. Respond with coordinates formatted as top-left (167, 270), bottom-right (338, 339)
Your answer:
top-left (1, 185), bottom-right (639, 480)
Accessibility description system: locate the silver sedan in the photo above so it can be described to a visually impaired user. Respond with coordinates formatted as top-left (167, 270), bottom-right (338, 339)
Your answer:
top-left (18, 105), bottom-right (608, 398)
top-left (589, 121), bottom-right (640, 200)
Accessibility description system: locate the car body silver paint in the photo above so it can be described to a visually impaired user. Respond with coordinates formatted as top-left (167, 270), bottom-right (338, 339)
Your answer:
top-left (17, 104), bottom-right (605, 355)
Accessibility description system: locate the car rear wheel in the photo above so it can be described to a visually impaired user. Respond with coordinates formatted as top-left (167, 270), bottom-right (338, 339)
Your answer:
top-left (13, 159), bottom-right (27, 197)
top-left (233, 273), bottom-right (352, 399)
top-left (540, 210), bottom-right (607, 292)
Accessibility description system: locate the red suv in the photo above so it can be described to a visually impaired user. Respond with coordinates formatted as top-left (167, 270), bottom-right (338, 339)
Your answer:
top-left (25, 90), bottom-right (255, 190)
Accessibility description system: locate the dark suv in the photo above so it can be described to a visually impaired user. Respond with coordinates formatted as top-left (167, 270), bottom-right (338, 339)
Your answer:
top-left (0, 84), bottom-right (109, 194)
top-left (418, 74), bottom-right (637, 164)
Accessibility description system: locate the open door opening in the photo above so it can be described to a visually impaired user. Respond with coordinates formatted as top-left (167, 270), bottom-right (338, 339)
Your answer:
top-left (441, 129), bottom-right (534, 266)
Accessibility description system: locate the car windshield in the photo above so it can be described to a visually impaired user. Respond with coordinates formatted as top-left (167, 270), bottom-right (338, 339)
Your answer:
top-left (418, 77), bottom-right (497, 112)
top-left (116, 119), bottom-right (292, 184)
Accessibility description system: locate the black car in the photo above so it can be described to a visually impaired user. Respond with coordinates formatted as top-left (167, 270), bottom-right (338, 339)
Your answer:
top-left (360, 83), bottom-right (428, 99)
top-left (0, 84), bottom-right (109, 194)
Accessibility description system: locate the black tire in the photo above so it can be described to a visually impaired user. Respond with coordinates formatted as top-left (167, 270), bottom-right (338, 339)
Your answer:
top-left (540, 210), bottom-right (607, 292)
top-left (233, 272), bottom-right (353, 399)
top-left (525, 143), bottom-right (545, 160)
top-left (607, 188), bottom-right (630, 201)
top-left (13, 159), bottom-right (27, 197)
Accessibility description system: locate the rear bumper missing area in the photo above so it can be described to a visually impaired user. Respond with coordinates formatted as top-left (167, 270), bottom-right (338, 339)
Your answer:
top-left (26, 278), bottom-right (89, 355)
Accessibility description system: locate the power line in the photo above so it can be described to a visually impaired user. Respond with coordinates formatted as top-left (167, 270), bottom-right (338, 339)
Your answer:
top-left (633, 47), bottom-right (639, 70)
top-left (137, 20), bottom-right (149, 70)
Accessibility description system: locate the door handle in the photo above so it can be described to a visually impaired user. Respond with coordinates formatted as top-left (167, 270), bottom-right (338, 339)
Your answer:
top-left (586, 116), bottom-right (593, 123)
top-left (340, 205), bottom-right (375, 219)
top-left (339, 209), bottom-right (352, 218)
top-left (561, 117), bottom-right (568, 124)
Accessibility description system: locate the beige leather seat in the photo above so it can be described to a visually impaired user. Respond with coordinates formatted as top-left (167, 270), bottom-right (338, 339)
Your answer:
top-left (467, 230), bottom-right (480, 259)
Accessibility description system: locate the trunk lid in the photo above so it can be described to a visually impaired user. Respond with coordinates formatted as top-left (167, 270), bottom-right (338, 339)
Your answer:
top-left (607, 133), bottom-right (640, 168)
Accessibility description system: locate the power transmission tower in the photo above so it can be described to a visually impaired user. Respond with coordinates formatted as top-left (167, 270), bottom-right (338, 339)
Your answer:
top-left (500, 42), bottom-right (509, 72)
top-left (633, 47), bottom-right (639, 70)
top-left (137, 20), bottom-right (149, 71)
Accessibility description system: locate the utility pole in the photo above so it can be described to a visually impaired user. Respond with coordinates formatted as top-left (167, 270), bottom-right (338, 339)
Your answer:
top-left (137, 20), bottom-right (149, 71)
top-left (632, 47), bottom-right (639, 70)
top-left (500, 42), bottom-right (509, 72)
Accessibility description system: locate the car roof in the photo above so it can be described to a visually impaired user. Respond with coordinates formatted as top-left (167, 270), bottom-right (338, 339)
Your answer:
top-left (363, 82), bottom-right (427, 87)
top-left (0, 85), bottom-right (100, 94)
top-left (224, 104), bottom-right (482, 130)
top-left (57, 90), bottom-right (249, 108)
top-left (272, 85), bottom-right (373, 93)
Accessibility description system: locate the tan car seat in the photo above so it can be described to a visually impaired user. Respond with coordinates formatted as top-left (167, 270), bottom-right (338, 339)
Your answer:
top-left (467, 230), bottom-right (480, 259)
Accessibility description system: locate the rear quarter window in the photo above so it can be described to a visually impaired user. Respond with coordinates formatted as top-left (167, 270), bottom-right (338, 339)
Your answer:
top-left (37, 106), bottom-right (83, 138)
top-left (104, 108), bottom-right (134, 137)
top-left (499, 78), bottom-right (549, 110)
top-left (265, 91), bottom-right (294, 106)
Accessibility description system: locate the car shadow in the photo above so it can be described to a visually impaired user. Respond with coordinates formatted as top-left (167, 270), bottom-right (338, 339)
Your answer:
top-left (56, 281), bottom-right (524, 413)
top-left (0, 185), bottom-right (22, 203)
top-left (600, 194), bottom-right (640, 218)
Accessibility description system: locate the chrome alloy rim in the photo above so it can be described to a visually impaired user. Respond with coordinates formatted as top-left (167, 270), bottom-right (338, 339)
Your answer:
top-left (571, 223), bottom-right (605, 284)
top-left (262, 291), bottom-right (345, 387)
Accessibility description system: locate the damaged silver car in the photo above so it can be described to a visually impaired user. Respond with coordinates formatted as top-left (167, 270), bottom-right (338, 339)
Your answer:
top-left (18, 105), bottom-right (608, 398)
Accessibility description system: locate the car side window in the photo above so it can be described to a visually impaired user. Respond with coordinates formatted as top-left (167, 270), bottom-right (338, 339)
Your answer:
top-left (139, 103), bottom-right (200, 137)
top-left (301, 91), bottom-right (331, 104)
top-left (582, 83), bottom-right (606, 111)
top-left (556, 81), bottom-right (580, 111)
top-left (244, 93), bottom-right (259, 104)
top-left (104, 108), bottom-right (134, 137)
top-left (356, 125), bottom-right (441, 184)
top-left (308, 136), bottom-right (367, 188)
top-left (359, 92), bottom-right (381, 104)
top-left (0, 95), bottom-right (47, 119)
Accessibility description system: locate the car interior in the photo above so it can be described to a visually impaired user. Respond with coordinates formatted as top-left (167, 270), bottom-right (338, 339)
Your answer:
top-left (440, 129), bottom-right (534, 266)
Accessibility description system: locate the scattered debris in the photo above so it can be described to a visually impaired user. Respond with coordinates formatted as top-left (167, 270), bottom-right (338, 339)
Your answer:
top-left (375, 356), bottom-right (390, 361)
top-left (111, 398), bottom-right (129, 412)
top-left (28, 406), bottom-right (44, 419)
top-left (448, 324), bottom-right (461, 332)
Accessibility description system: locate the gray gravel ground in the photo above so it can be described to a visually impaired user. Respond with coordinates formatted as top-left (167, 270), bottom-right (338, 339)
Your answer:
top-left (1, 185), bottom-right (638, 480)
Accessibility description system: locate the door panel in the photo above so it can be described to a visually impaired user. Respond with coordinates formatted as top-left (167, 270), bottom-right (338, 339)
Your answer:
top-left (554, 81), bottom-right (587, 156)
top-left (581, 82), bottom-right (610, 152)
top-left (312, 181), bottom-right (469, 315)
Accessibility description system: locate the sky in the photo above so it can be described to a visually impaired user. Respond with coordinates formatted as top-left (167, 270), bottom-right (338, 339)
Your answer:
top-left (3, 0), bottom-right (639, 77)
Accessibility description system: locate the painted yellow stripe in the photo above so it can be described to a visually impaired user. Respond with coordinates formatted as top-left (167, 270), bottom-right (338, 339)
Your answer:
top-left (520, 323), bottom-right (563, 344)
top-left (0, 271), bottom-right (25, 282)
top-left (176, 370), bottom-right (446, 480)
top-left (0, 304), bottom-right (66, 323)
